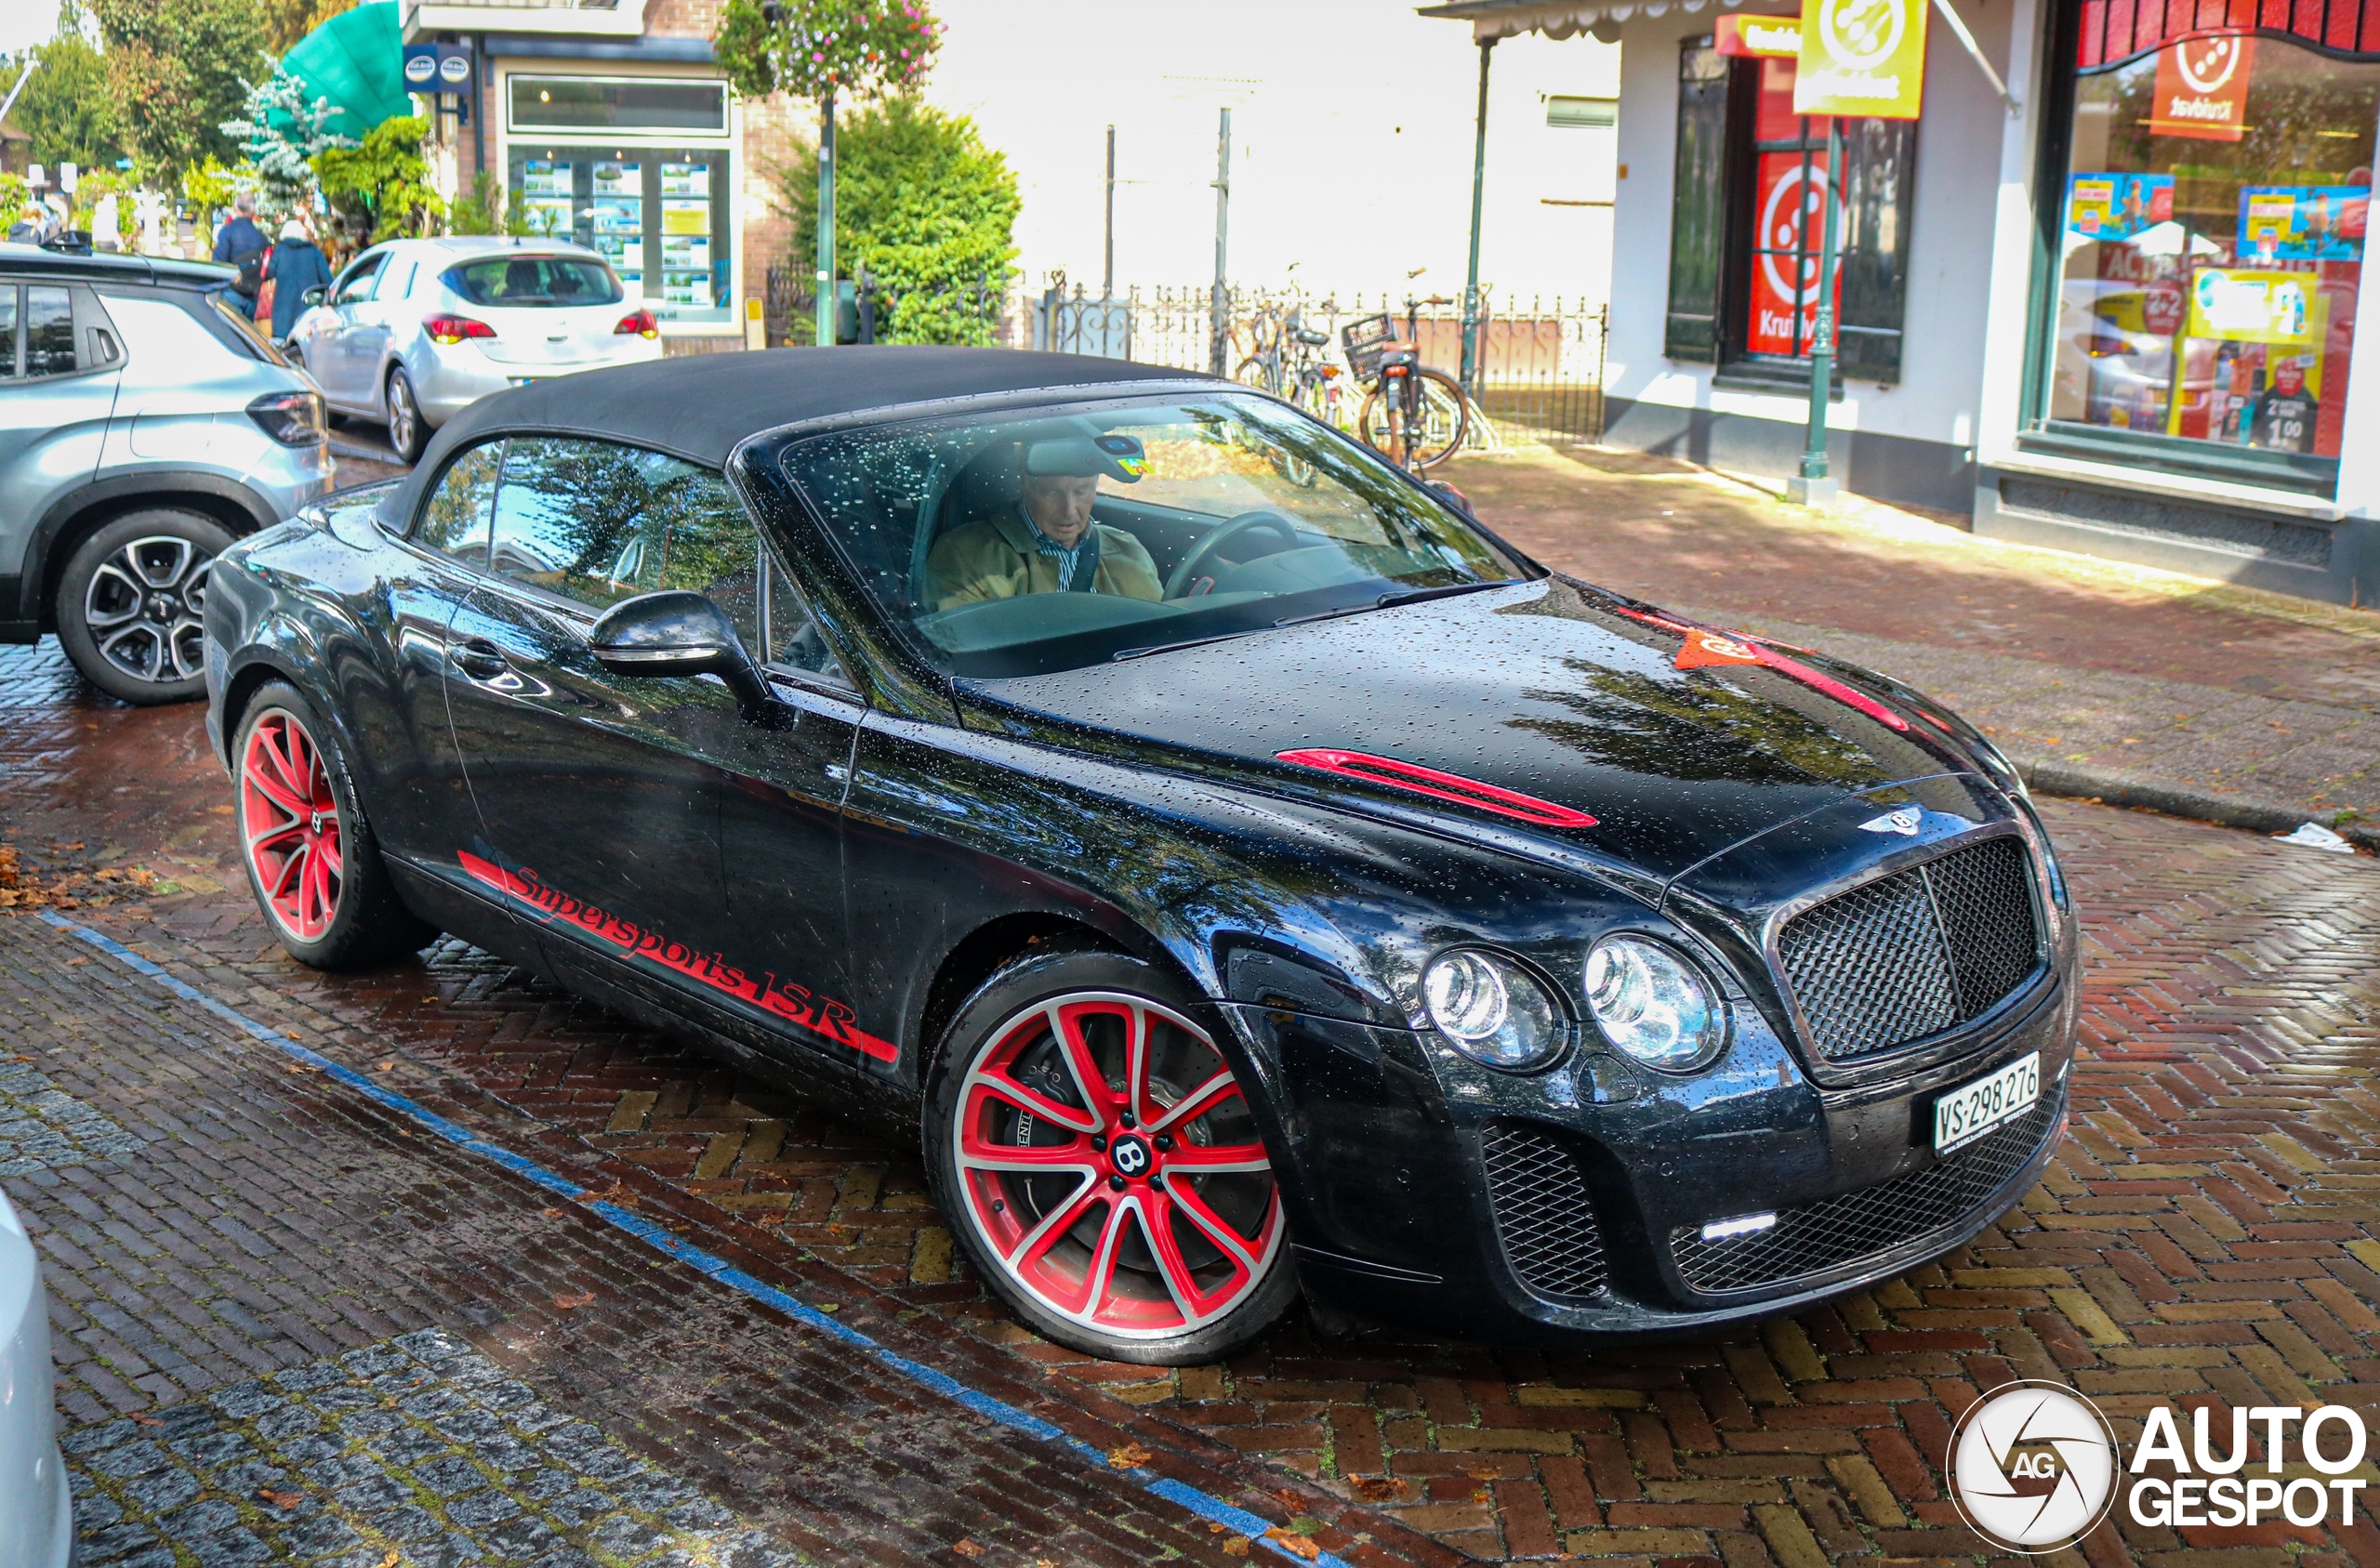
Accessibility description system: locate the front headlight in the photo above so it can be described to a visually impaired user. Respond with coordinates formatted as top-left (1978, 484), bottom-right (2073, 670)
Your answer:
top-left (1582, 936), bottom-right (1726, 1072)
top-left (1422, 950), bottom-right (1566, 1070)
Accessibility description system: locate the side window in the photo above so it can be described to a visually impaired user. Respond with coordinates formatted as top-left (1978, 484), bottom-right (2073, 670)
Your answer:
top-left (763, 554), bottom-right (849, 686)
top-left (376, 259), bottom-right (416, 301)
top-left (0, 288), bottom-right (18, 380)
top-left (486, 438), bottom-right (761, 648)
top-left (415, 442), bottom-right (503, 562)
top-left (333, 255), bottom-right (385, 307)
top-left (24, 285), bottom-right (75, 377)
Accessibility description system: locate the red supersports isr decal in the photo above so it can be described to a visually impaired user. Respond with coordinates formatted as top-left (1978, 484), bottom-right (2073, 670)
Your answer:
top-left (456, 850), bottom-right (899, 1063)
top-left (1616, 608), bottom-right (1911, 732)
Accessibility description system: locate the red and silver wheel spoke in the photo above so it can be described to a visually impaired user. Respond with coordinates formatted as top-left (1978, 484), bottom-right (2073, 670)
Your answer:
top-left (1146, 1066), bottom-right (1238, 1135)
top-left (1046, 1001), bottom-right (1121, 1122)
top-left (1157, 1139), bottom-right (1271, 1175)
top-left (1075, 1197), bottom-right (1139, 1324)
top-left (1142, 1191), bottom-right (1254, 1321)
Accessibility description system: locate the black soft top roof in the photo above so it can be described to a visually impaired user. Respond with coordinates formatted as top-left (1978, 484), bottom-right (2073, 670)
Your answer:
top-left (386, 345), bottom-right (1211, 528)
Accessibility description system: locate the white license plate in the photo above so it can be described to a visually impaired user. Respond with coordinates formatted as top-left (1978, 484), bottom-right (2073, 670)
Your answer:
top-left (1933, 1052), bottom-right (2040, 1153)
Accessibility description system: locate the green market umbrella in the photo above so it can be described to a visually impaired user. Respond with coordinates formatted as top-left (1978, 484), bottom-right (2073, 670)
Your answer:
top-left (276, 1), bottom-right (409, 140)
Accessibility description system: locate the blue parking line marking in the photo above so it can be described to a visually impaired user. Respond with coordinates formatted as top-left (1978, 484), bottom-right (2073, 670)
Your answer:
top-left (37, 910), bottom-right (1350, 1568)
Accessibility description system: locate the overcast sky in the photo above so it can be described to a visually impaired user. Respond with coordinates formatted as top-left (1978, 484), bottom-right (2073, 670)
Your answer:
top-left (2, 1), bottom-right (63, 58)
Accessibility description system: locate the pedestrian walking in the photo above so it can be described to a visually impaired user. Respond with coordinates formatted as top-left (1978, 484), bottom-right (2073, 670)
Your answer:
top-left (266, 218), bottom-right (332, 344)
top-left (212, 191), bottom-right (268, 320)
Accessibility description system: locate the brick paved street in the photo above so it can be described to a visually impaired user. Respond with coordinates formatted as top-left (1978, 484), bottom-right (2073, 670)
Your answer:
top-left (7, 542), bottom-right (2380, 1565)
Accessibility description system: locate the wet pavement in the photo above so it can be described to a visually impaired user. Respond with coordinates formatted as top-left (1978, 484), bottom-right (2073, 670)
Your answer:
top-left (7, 580), bottom-right (2380, 1564)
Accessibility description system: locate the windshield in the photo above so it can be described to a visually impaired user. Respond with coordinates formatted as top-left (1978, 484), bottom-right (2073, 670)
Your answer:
top-left (441, 256), bottom-right (623, 308)
top-left (774, 393), bottom-right (1530, 678)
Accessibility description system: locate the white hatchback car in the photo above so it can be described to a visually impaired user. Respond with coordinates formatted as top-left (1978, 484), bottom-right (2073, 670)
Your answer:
top-left (0, 1185), bottom-right (69, 1568)
top-left (288, 236), bottom-right (664, 462)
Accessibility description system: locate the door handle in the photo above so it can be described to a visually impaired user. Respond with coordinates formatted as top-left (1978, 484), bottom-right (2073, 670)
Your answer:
top-left (451, 638), bottom-right (508, 679)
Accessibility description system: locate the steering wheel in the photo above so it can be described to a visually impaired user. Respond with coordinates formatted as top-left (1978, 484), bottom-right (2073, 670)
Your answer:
top-left (1164, 511), bottom-right (1302, 600)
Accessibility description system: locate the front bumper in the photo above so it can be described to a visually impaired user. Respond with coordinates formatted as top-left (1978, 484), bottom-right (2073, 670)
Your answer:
top-left (1236, 958), bottom-right (2079, 1344)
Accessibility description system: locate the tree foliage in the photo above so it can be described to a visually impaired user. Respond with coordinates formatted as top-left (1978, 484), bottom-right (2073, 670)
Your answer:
top-left (778, 97), bottom-right (1017, 345)
top-left (221, 63), bottom-right (351, 221)
top-left (88, 0), bottom-right (264, 187)
top-left (0, 17), bottom-right (126, 174)
top-left (712, 0), bottom-right (940, 103)
top-left (447, 171), bottom-right (536, 238)
top-left (314, 116), bottom-right (443, 240)
top-left (264, 0), bottom-right (361, 56)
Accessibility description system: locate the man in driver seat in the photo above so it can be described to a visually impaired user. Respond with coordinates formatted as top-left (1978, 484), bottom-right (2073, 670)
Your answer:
top-left (925, 436), bottom-right (1164, 610)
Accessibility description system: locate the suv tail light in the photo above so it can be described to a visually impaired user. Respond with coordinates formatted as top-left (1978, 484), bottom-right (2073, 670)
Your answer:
top-left (423, 313), bottom-right (496, 345)
top-left (247, 390), bottom-right (326, 447)
top-left (615, 308), bottom-right (658, 338)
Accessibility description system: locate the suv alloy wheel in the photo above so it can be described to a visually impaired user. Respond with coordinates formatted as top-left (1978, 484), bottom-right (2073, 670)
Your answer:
top-left (52, 509), bottom-right (232, 705)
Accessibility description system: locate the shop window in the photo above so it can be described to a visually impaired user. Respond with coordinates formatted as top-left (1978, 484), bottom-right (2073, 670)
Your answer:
top-left (2032, 23), bottom-right (2376, 494)
top-left (1663, 39), bottom-right (1918, 382)
top-left (509, 147), bottom-right (733, 325)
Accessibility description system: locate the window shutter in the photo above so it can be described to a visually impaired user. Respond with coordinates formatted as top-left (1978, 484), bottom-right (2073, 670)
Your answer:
top-left (1665, 39), bottom-right (1732, 362)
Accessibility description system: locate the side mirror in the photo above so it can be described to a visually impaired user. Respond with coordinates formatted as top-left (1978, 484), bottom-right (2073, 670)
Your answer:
top-left (302, 286), bottom-right (326, 306)
top-left (588, 590), bottom-right (782, 723)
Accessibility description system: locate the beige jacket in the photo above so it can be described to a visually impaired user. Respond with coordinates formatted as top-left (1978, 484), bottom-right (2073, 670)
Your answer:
top-left (923, 507), bottom-right (1164, 611)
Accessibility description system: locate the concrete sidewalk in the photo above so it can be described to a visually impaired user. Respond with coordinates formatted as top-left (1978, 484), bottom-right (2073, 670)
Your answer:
top-left (1446, 444), bottom-right (2380, 844)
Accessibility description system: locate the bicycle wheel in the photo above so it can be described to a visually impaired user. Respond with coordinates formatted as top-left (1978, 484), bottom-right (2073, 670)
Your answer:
top-left (1234, 354), bottom-right (1283, 396)
top-left (1403, 369), bottom-right (1472, 470)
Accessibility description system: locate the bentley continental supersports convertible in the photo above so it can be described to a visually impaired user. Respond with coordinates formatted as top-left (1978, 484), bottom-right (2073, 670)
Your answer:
top-left (204, 349), bottom-right (2077, 1364)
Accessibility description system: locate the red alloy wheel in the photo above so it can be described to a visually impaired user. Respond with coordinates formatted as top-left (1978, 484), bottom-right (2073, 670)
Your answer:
top-left (240, 710), bottom-right (344, 943)
top-left (951, 992), bottom-right (1281, 1340)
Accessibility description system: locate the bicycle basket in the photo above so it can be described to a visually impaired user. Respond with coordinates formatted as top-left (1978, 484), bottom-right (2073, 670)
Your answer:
top-left (1341, 313), bottom-right (1393, 382)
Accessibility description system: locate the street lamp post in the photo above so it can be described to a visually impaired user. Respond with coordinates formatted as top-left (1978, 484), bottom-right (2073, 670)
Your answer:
top-left (1786, 118), bottom-right (1843, 508)
top-left (814, 87), bottom-right (837, 348)
top-left (1209, 107), bottom-right (1231, 376)
top-left (1460, 37), bottom-right (1496, 396)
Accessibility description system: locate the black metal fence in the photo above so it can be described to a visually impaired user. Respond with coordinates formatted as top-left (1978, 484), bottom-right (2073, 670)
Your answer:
top-left (757, 267), bottom-right (1608, 445)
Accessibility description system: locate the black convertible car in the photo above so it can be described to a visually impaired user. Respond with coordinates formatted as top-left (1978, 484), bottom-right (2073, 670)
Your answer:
top-left (204, 349), bottom-right (2077, 1364)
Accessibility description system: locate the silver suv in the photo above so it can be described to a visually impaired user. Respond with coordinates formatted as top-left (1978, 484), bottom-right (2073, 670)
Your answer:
top-left (0, 244), bottom-right (332, 704)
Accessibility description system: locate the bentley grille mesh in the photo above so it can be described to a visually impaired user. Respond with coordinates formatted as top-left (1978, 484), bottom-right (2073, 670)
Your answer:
top-left (1669, 1093), bottom-right (2058, 1294)
top-left (1480, 1125), bottom-right (1607, 1299)
top-left (1778, 837), bottom-right (2042, 1063)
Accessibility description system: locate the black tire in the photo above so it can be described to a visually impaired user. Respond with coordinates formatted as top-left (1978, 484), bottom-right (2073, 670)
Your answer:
top-left (923, 950), bottom-right (1296, 1365)
top-left (231, 679), bottom-right (439, 969)
top-left (1357, 369), bottom-right (1471, 471)
top-left (386, 366), bottom-right (427, 463)
top-left (53, 509), bottom-right (232, 705)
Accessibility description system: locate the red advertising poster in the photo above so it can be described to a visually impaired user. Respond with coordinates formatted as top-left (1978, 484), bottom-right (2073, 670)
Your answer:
top-left (1748, 152), bottom-right (1843, 355)
top-left (2149, 34), bottom-right (2253, 141)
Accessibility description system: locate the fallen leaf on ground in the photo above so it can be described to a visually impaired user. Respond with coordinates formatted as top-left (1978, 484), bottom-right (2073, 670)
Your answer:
top-left (128, 1412), bottom-right (162, 1428)
top-left (551, 1289), bottom-right (595, 1311)
top-left (1274, 1488), bottom-right (1302, 1509)
top-left (1263, 1528), bottom-right (1321, 1561)
top-left (952, 1541), bottom-right (985, 1559)
top-left (1348, 1476), bottom-right (1408, 1503)
top-left (1221, 1538), bottom-right (1250, 1558)
top-left (1471, 1489), bottom-right (1490, 1503)
top-left (1105, 1441), bottom-right (1152, 1469)
top-left (376, 1552), bottom-right (400, 1568)
top-left (377, 1061), bottom-right (394, 1072)
top-left (1465, 1465), bottom-right (1501, 1481)
top-left (540, 1207), bottom-right (563, 1219)
top-left (258, 1488), bottom-right (301, 1509)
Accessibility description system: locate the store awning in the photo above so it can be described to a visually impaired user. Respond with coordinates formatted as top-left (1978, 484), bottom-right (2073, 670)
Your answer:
top-left (278, 1), bottom-right (411, 141)
top-left (1417, 0), bottom-right (1747, 43)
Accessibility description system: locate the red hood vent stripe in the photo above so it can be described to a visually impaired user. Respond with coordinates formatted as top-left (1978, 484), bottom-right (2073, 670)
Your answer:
top-left (1276, 748), bottom-right (1599, 830)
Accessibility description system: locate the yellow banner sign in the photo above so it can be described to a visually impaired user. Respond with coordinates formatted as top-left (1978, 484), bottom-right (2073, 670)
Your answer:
top-left (1793, 0), bottom-right (1929, 119)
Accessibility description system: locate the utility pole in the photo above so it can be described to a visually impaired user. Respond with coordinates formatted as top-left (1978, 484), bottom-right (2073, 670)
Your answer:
top-left (815, 88), bottom-right (838, 348)
top-left (1103, 124), bottom-right (1117, 299)
top-left (1209, 107), bottom-right (1230, 376)
top-left (1787, 121), bottom-right (1843, 507)
top-left (1460, 38), bottom-right (1496, 396)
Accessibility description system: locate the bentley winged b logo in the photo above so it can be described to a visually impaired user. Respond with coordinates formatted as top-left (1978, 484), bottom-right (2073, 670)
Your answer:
top-left (1858, 806), bottom-right (1925, 837)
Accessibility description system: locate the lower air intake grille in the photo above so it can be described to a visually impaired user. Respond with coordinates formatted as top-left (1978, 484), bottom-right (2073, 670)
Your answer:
top-left (1670, 1093), bottom-right (2058, 1294)
top-left (1481, 1125), bottom-right (1607, 1299)
top-left (1778, 836), bottom-right (2043, 1063)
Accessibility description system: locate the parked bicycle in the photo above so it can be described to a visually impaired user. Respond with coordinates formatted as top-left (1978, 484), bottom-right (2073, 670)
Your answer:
top-left (1342, 296), bottom-right (1469, 471)
top-left (1234, 301), bottom-right (1349, 430)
